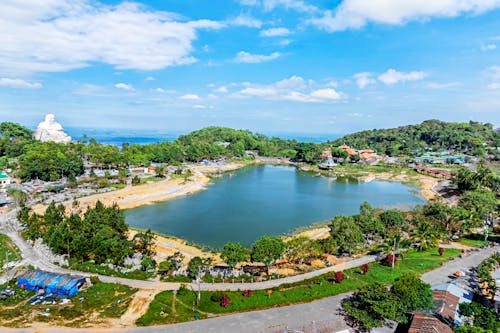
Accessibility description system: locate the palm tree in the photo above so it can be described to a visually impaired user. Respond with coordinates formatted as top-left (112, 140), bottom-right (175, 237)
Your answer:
top-left (411, 220), bottom-right (439, 251)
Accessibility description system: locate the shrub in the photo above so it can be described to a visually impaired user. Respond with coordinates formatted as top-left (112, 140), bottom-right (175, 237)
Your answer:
top-left (243, 290), bottom-right (252, 297)
top-left (177, 284), bottom-right (189, 296)
top-left (361, 263), bottom-right (369, 275)
top-left (211, 291), bottom-right (224, 302)
top-left (334, 271), bottom-right (344, 283)
top-left (384, 254), bottom-right (397, 266)
top-left (220, 294), bottom-right (231, 308)
top-left (438, 247), bottom-right (444, 256)
top-left (89, 276), bottom-right (100, 285)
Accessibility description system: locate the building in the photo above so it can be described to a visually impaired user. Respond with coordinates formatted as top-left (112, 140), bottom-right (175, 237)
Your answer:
top-left (408, 313), bottom-right (453, 333)
top-left (17, 270), bottom-right (87, 298)
top-left (408, 283), bottom-right (472, 332)
top-left (0, 171), bottom-right (11, 189)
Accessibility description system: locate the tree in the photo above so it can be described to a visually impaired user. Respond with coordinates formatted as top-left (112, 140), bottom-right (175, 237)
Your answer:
top-left (187, 256), bottom-right (211, 279)
top-left (7, 189), bottom-right (28, 207)
top-left (380, 210), bottom-right (406, 229)
top-left (220, 242), bottom-right (245, 268)
top-left (411, 219), bottom-right (439, 251)
top-left (133, 229), bottom-right (156, 258)
top-left (392, 272), bottom-right (433, 312)
top-left (342, 283), bottom-right (403, 331)
top-left (251, 236), bottom-right (285, 276)
top-left (329, 216), bottom-right (364, 255)
top-left (459, 302), bottom-right (500, 332)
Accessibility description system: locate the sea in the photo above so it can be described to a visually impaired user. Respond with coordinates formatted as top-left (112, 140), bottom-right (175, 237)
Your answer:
top-left (66, 127), bottom-right (340, 146)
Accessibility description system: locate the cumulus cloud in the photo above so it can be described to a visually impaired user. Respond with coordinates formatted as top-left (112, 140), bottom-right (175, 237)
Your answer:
top-left (260, 27), bottom-right (291, 37)
top-left (114, 83), bottom-right (134, 91)
top-left (215, 86), bottom-right (229, 93)
top-left (192, 104), bottom-right (214, 109)
top-left (179, 94), bottom-right (201, 100)
top-left (228, 14), bottom-right (262, 28)
top-left (310, 0), bottom-right (500, 32)
top-left (0, 0), bottom-right (223, 75)
top-left (378, 69), bottom-right (426, 85)
top-left (353, 72), bottom-right (375, 88)
top-left (145, 76), bottom-right (155, 81)
top-left (236, 75), bottom-right (345, 103)
top-left (234, 51), bottom-right (281, 63)
top-left (0, 78), bottom-right (42, 89)
top-left (241, 0), bottom-right (318, 12)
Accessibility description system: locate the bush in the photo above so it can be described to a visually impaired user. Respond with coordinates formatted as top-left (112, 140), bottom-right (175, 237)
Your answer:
top-left (361, 263), bottom-right (369, 275)
top-left (334, 271), bottom-right (344, 283)
top-left (177, 284), bottom-right (189, 296)
top-left (211, 291), bottom-right (224, 302)
top-left (89, 276), bottom-right (100, 285)
top-left (384, 254), bottom-right (397, 266)
top-left (243, 290), bottom-right (252, 297)
top-left (438, 247), bottom-right (444, 256)
top-left (220, 294), bottom-right (231, 308)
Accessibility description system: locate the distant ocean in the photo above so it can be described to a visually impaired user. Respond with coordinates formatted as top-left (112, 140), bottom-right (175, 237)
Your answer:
top-left (66, 127), bottom-right (340, 146)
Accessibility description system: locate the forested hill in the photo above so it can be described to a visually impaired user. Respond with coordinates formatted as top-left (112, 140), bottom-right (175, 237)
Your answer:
top-left (330, 120), bottom-right (499, 156)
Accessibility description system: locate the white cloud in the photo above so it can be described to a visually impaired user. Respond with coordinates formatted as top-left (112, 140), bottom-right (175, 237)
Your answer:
top-left (310, 0), bottom-right (500, 32)
top-left (486, 65), bottom-right (500, 89)
top-left (215, 86), bottom-right (229, 93)
top-left (0, 78), bottom-right (42, 89)
top-left (145, 76), bottom-right (155, 81)
top-left (262, 0), bottom-right (318, 12)
top-left (353, 72), bottom-right (375, 88)
top-left (426, 81), bottom-right (461, 89)
top-left (481, 43), bottom-right (497, 51)
top-left (192, 104), bottom-right (214, 109)
top-left (180, 94), bottom-right (201, 100)
top-left (236, 76), bottom-right (345, 103)
top-left (114, 83), bottom-right (134, 91)
top-left (234, 51), bottom-right (281, 63)
top-left (155, 88), bottom-right (165, 93)
top-left (0, 0), bottom-right (223, 75)
top-left (260, 27), bottom-right (291, 37)
top-left (378, 69), bottom-right (426, 85)
top-left (228, 14), bottom-right (262, 28)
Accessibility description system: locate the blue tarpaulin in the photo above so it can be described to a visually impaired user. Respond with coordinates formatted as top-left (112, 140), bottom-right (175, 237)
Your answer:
top-left (17, 270), bottom-right (86, 297)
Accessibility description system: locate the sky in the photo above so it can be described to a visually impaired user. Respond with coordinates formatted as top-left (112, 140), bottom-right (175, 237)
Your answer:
top-left (0, 0), bottom-right (499, 135)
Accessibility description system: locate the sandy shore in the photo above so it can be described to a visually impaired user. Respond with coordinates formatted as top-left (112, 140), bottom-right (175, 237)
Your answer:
top-left (359, 171), bottom-right (440, 201)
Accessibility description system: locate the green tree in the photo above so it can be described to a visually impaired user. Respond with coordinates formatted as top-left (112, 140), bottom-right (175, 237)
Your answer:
top-left (220, 242), bottom-right (245, 268)
top-left (392, 272), bottom-right (433, 312)
top-left (380, 210), bottom-right (406, 229)
top-left (342, 283), bottom-right (403, 331)
top-left (133, 229), bottom-right (156, 258)
top-left (251, 236), bottom-right (285, 275)
top-left (329, 216), bottom-right (364, 255)
top-left (188, 256), bottom-right (211, 279)
top-left (7, 189), bottom-right (28, 207)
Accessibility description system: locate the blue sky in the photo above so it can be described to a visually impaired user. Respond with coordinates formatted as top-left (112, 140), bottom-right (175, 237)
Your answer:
top-left (0, 0), bottom-right (499, 135)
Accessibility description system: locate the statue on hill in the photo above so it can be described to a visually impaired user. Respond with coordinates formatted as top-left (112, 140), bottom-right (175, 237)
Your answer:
top-left (33, 114), bottom-right (72, 143)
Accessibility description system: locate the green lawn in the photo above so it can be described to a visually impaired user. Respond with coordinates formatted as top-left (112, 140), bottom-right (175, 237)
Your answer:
top-left (0, 234), bottom-right (22, 273)
top-left (0, 280), bottom-right (136, 327)
top-left (137, 248), bottom-right (460, 326)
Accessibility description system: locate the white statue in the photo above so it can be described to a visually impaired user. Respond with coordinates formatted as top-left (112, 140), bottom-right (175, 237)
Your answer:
top-left (33, 114), bottom-right (72, 143)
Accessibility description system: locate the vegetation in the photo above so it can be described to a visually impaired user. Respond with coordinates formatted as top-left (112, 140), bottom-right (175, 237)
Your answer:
top-left (19, 201), bottom-right (154, 266)
top-left (329, 119), bottom-right (499, 156)
top-left (250, 236), bottom-right (285, 275)
top-left (137, 248), bottom-right (459, 326)
top-left (0, 234), bottom-right (21, 273)
top-left (458, 302), bottom-right (500, 333)
top-left (220, 242), bottom-right (246, 268)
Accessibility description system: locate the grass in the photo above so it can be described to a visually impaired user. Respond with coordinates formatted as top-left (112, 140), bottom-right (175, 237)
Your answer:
top-left (69, 260), bottom-right (154, 280)
top-left (0, 280), bottom-right (136, 327)
top-left (137, 247), bottom-right (461, 326)
top-left (0, 234), bottom-right (22, 273)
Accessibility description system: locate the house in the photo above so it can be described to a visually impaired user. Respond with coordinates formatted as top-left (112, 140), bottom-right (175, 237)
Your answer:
top-left (432, 283), bottom-right (472, 326)
top-left (144, 165), bottom-right (156, 175)
top-left (358, 148), bottom-right (378, 160)
top-left (0, 171), bottom-right (11, 189)
top-left (17, 270), bottom-right (87, 298)
top-left (408, 313), bottom-right (453, 333)
top-left (339, 144), bottom-right (357, 156)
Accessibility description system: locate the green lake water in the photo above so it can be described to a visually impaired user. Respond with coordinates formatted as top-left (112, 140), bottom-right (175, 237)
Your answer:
top-left (125, 165), bottom-right (425, 248)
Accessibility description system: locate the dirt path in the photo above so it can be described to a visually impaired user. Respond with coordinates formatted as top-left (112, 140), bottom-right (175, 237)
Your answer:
top-left (116, 288), bottom-right (162, 327)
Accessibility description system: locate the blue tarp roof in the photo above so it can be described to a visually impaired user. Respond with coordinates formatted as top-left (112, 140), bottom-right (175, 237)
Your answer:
top-left (17, 270), bottom-right (86, 297)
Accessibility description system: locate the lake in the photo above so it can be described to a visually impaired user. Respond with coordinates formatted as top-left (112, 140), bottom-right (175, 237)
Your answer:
top-left (125, 165), bottom-right (425, 248)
